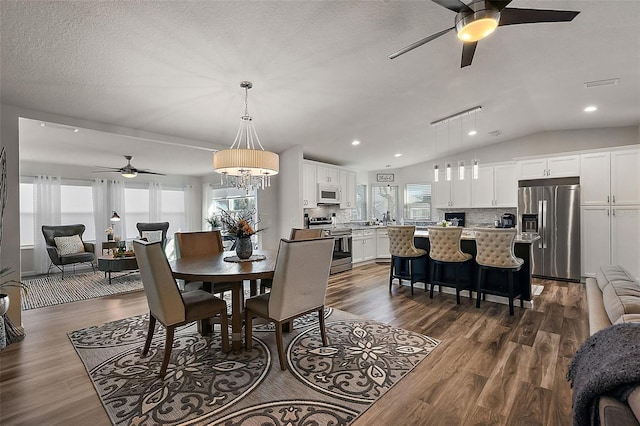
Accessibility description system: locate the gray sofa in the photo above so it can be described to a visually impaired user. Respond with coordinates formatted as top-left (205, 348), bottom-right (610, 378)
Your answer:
top-left (583, 265), bottom-right (640, 425)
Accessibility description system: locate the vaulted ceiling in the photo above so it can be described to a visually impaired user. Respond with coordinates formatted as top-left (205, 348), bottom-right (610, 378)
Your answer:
top-left (2, 1), bottom-right (639, 175)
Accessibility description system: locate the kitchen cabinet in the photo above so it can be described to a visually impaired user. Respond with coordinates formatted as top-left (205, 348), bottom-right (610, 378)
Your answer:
top-left (376, 228), bottom-right (390, 260)
top-left (581, 205), bottom-right (640, 279)
top-left (433, 169), bottom-right (472, 208)
top-left (316, 165), bottom-right (340, 185)
top-left (352, 229), bottom-right (376, 263)
top-left (340, 170), bottom-right (357, 209)
top-left (517, 154), bottom-right (580, 180)
top-left (471, 163), bottom-right (517, 207)
top-left (302, 162), bottom-right (317, 208)
top-left (580, 149), bottom-right (639, 205)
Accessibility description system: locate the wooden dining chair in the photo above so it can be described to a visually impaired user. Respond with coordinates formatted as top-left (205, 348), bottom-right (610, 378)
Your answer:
top-left (259, 228), bottom-right (326, 293)
top-left (133, 239), bottom-right (229, 378)
top-left (245, 237), bottom-right (334, 370)
top-left (174, 231), bottom-right (234, 296)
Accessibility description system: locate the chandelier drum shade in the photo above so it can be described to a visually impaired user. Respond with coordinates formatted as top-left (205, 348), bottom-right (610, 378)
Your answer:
top-left (213, 81), bottom-right (279, 191)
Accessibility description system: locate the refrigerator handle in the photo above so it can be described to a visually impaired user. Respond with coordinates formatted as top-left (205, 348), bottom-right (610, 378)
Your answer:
top-left (542, 199), bottom-right (548, 249)
top-left (538, 200), bottom-right (544, 249)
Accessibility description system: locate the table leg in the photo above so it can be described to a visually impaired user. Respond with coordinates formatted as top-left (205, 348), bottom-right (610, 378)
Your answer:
top-left (250, 279), bottom-right (257, 296)
top-left (231, 280), bottom-right (243, 352)
top-left (108, 271), bottom-right (112, 285)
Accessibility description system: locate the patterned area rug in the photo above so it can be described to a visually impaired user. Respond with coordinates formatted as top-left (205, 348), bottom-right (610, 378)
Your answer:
top-left (22, 272), bottom-right (143, 310)
top-left (69, 308), bottom-right (440, 425)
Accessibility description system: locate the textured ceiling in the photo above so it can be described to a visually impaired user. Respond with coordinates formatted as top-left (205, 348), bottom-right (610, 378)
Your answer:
top-left (2, 0), bottom-right (639, 175)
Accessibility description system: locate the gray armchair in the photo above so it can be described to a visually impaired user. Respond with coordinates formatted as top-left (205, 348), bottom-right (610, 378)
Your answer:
top-left (42, 224), bottom-right (95, 279)
top-left (136, 222), bottom-right (170, 249)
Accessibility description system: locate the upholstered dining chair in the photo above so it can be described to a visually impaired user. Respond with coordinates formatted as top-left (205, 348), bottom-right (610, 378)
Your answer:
top-left (136, 222), bottom-right (170, 249)
top-left (474, 228), bottom-right (525, 315)
top-left (42, 224), bottom-right (96, 279)
top-left (259, 228), bottom-right (325, 293)
top-left (387, 225), bottom-right (427, 295)
top-left (427, 226), bottom-right (473, 304)
top-left (133, 239), bottom-right (229, 378)
top-left (174, 230), bottom-right (234, 296)
top-left (245, 237), bottom-right (334, 370)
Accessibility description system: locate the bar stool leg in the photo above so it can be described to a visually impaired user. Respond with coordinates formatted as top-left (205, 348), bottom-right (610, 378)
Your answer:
top-left (507, 271), bottom-right (515, 316)
top-left (476, 267), bottom-right (484, 308)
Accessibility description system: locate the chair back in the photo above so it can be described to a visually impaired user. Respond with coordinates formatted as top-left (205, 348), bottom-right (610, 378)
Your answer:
top-left (387, 226), bottom-right (423, 257)
top-left (175, 231), bottom-right (224, 258)
top-left (133, 239), bottom-right (186, 326)
top-left (474, 228), bottom-right (523, 268)
top-left (268, 237), bottom-right (334, 321)
top-left (136, 222), bottom-right (170, 248)
top-left (289, 228), bottom-right (324, 240)
top-left (427, 226), bottom-right (469, 262)
top-left (42, 224), bottom-right (86, 247)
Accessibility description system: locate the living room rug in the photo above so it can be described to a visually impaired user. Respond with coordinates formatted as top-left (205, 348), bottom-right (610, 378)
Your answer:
top-left (69, 308), bottom-right (440, 426)
top-left (21, 271), bottom-right (143, 310)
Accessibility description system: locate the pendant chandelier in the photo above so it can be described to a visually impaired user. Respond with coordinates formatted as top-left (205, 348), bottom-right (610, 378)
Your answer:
top-left (213, 81), bottom-right (279, 191)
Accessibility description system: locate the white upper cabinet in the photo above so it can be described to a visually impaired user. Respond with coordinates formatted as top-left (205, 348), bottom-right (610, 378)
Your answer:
top-left (580, 149), bottom-right (639, 206)
top-left (471, 163), bottom-right (517, 208)
top-left (316, 165), bottom-right (340, 185)
top-left (610, 149), bottom-right (640, 205)
top-left (434, 168), bottom-right (472, 208)
top-left (302, 162), bottom-right (317, 208)
top-left (517, 154), bottom-right (580, 179)
top-left (339, 170), bottom-right (356, 209)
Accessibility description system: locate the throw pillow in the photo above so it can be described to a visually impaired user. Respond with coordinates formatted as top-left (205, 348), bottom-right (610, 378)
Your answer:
top-left (54, 235), bottom-right (85, 255)
top-left (141, 230), bottom-right (163, 244)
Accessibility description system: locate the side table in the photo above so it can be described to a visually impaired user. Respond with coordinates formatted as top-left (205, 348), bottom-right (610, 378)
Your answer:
top-left (102, 241), bottom-right (118, 255)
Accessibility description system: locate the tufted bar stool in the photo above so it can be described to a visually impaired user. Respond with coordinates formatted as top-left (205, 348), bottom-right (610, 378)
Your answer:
top-left (474, 228), bottom-right (524, 315)
top-left (427, 226), bottom-right (473, 304)
top-left (387, 226), bottom-right (427, 295)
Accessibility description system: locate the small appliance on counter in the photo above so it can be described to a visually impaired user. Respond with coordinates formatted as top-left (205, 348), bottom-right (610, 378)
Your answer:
top-left (499, 213), bottom-right (516, 228)
top-left (444, 212), bottom-right (465, 227)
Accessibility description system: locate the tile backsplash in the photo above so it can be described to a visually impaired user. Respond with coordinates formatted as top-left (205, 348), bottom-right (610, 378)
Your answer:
top-left (436, 208), bottom-right (517, 227)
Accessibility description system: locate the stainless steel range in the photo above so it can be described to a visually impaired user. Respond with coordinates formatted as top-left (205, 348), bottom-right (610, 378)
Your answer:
top-left (308, 217), bottom-right (353, 274)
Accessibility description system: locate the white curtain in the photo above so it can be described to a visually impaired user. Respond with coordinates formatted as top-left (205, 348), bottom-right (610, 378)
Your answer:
top-left (33, 175), bottom-right (61, 274)
top-left (92, 179), bottom-right (109, 255)
top-left (184, 184), bottom-right (199, 231)
top-left (202, 183), bottom-right (213, 231)
top-left (109, 180), bottom-right (127, 240)
top-left (149, 182), bottom-right (162, 222)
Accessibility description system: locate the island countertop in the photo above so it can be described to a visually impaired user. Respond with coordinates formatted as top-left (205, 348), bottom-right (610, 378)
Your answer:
top-left (414, 229), bottom-right (540, 244)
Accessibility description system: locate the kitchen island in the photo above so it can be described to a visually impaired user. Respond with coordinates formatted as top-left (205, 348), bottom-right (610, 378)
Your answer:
top-left (393, 229), bottom-right (540, 303)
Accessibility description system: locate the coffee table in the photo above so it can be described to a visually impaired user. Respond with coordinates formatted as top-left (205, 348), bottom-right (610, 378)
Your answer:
top-left (97, 255), bottom-right (139, 284)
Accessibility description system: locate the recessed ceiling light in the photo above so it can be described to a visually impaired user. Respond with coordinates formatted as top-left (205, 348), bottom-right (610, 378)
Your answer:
top-left (394, 153), bottom-right (402, 157)
top-left (468, 130), bottom-right (477, 136)
top-left (584, 105), bottom-right (598, 112)
top-left (352, 140), bottom-right (360, 146)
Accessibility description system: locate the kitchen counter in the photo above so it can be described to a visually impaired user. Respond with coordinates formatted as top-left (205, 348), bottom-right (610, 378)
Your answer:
top-left (414, 229), bottom-right (540, 244)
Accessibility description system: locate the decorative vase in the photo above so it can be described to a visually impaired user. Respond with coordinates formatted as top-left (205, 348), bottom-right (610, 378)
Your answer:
top-left (235, 236), bottom-right (253, 260)
top-left (107, 233), bottom-right (113, 241)
top-left (0, 294), bottom-right (9, 317)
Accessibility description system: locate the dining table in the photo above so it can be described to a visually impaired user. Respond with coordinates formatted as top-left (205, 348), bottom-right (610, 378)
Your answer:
top-left (169, 249), bottom-right (277, 351)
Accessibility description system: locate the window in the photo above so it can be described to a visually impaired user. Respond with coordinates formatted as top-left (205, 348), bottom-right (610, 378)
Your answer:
top-left (371, 185), bottom-right (398, 222)
top-left (19, 182), bottom-right (34, 246)
top-left (61, 184), bottom-right (95, 241)
top-left (124, 187), bottom-right (149, 238)
top-left (161, 188), bottom-right (185, 237)
top-left (405, 183), bottom-right (432, 220)
top-left (351, 184), bottom-right (367, 220)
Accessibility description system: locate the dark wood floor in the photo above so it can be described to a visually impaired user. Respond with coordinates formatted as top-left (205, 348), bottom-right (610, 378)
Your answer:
top-left (0, 263), bottom-right (588, 425)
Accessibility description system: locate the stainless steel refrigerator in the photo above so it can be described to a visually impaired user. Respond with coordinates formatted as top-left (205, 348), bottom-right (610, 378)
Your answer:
top-left (518, 177), bottom-right (581, 282)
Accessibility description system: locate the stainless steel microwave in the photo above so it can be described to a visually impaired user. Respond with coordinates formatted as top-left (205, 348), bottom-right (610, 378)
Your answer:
top-left (318, 185), bottom-right (340, 204)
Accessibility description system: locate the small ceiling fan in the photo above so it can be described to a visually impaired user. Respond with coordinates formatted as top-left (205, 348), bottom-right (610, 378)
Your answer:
top-left (389, 0), bottom-right (580, 67)
top-left (93, 155), bottom-right (166, 178)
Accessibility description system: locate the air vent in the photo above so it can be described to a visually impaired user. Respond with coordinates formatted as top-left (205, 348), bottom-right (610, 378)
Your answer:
top-left (488, 130), bottom-right (503, 137)
top-left (584, 78), bottom-right (619, 88)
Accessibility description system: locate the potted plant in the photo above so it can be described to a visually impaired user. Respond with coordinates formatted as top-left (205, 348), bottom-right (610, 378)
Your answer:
top-left (205, 215), bottom-right (221, 230)
top-left (219, 209), bottom-right (264, 259)
top-left (0, 267), bottom-right (28, 316)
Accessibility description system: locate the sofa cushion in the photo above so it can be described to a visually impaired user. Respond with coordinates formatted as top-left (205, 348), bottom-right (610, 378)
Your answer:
top-left (597, 265), bottom-right (637, 291)
top-left (603, 281), bottom-right (640, 324)
top-left (587, 278), bottom-right (613, 335)
top-left (615, 314), bottom-right (640, 325)
top-left (54, 235), bottom-right (85, 256)
top-left (598, 396), bottom-right (640, 426)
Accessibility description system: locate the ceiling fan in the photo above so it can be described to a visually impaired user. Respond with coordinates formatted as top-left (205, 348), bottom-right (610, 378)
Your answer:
top-left (93, 155), bottom-right (166, 178)
top-left (389, 0), bottom-right (580, 67)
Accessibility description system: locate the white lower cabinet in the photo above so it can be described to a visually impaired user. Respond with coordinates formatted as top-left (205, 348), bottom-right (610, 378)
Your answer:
top-left (352, 229), bottom-right (376, 263)
top-left (581, 205), bottom-right (640, 279)
top-left (376, 228), bottom-right (390, 260)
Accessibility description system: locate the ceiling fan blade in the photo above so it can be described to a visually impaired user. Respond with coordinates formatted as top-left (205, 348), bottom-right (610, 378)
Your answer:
top-left (499, 8), bottom-right (580, 26)
top-left (389, 26), bottom-right (455, 59)
top-left (92, 167), bottom-right (122, 172)
top-left (485, 1), bottom-right (514, 12)
top-left (137, 170), bottom-right (166, 176)
top-left (461, 41), bottom-right (477, 68)
top-left (431, 0), bottom-right (473, 14)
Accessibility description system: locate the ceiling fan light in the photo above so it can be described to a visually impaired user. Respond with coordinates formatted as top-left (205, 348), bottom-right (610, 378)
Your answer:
top-left (121, 171), bottom-right (138, 178)
top-left (456, 10), bottom-right (500, 42)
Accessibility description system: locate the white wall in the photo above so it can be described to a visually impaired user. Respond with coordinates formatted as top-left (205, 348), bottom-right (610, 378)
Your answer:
top-left (276, 145), bottom-right (304, 246)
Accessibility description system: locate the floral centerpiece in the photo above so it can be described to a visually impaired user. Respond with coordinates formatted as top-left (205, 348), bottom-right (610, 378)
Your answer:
top-left (105, 226), bottom-right (114, 241)
top-left (219, 209), bottom-right (263, 259)
top-left (437, 220), bottom-right (452, 227)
